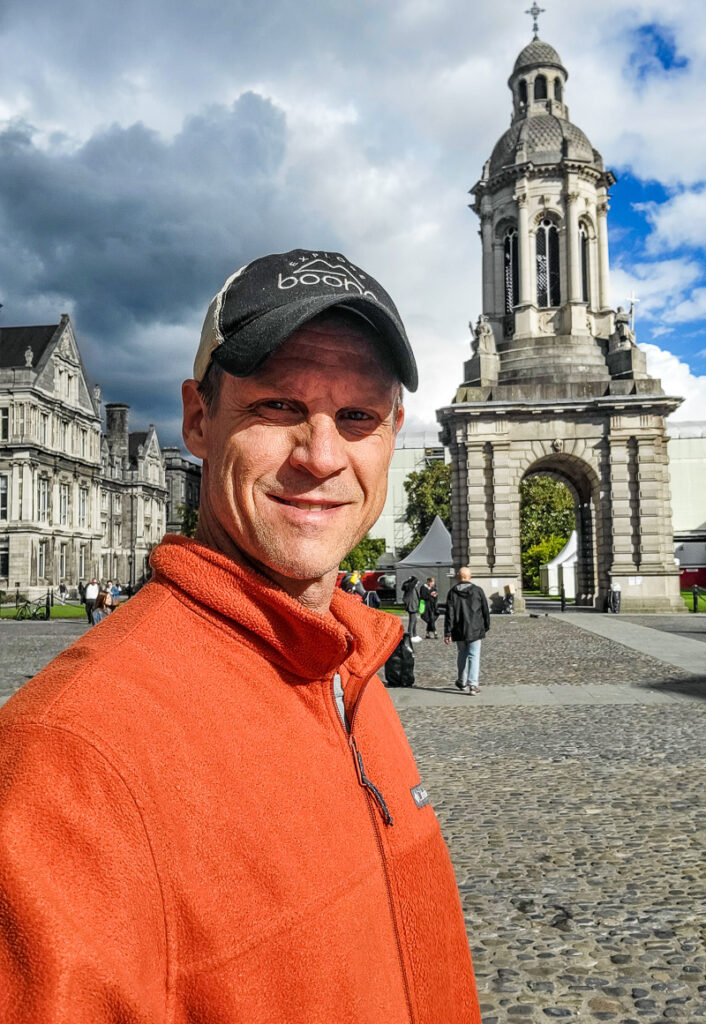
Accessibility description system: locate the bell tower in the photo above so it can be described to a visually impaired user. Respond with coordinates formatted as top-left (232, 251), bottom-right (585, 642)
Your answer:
top-left (437, 23), bottom-right (685, 614)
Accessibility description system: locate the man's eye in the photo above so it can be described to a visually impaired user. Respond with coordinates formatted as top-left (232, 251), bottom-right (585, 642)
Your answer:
top-left (261, 400), bottom-right (293, 412)
top-left (341, 409), bottom-right (372, 422)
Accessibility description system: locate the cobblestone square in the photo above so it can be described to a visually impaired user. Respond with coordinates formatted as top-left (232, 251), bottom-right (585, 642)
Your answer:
top-left (1, 614), bottom-right (705, 1022)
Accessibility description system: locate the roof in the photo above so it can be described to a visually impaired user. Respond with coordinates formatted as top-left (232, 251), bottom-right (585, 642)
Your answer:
top-left (395, 515), bottom-right (452, 567)
top-left (513, 38), bottom-right (566, 76)
top-left (0, 324), bottom-right (58, 369)
top-left (489, 114), bottom-right (595, 176)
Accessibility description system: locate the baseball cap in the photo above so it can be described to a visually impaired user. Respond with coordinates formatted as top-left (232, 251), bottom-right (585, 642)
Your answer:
top-left (193, 249), bottom-right (418, 392)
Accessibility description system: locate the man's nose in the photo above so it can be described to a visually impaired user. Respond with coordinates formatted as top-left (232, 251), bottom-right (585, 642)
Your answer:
top-left (289, 415), bottom-right (348, 479)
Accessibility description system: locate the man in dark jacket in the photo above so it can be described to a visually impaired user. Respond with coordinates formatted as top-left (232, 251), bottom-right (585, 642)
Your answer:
top-left (401, 575), bottom-right (422, 642)
top-left (444, 567), bottom-right (490, 694)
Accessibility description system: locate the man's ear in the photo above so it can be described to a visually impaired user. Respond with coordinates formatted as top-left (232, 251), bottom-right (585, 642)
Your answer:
top-left (182, 379), bottom-right (208, 460)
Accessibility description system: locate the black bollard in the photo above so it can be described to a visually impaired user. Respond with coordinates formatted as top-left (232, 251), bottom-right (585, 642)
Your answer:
top-left (45, 589), bottom-right (51, 620)
top-left (693, 585), bottom-right (699, 613)
top-left (560, 585), bottom-right (566, 613)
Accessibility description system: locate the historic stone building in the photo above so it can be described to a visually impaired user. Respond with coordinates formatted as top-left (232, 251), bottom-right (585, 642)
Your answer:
top-left (162, 446), bottom-right (202, 535)
top-left (0, 315), bottom-right (169, 597)
top-left (437, 31), bottom-right (684, 613)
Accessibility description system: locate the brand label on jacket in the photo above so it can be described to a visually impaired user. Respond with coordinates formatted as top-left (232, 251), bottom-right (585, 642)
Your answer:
top-left (411, 782), bottom-right (430, 809)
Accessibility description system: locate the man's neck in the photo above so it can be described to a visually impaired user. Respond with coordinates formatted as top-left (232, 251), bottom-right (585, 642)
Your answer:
top-left (194, 522), bottom-right (336, 617)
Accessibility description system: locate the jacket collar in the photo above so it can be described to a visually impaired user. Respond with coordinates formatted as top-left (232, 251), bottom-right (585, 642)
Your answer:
top-left (150, 535), bottom-right (402, 682)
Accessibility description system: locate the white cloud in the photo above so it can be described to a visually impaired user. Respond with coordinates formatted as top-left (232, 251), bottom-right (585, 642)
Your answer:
top-left (638, 187), bottom-right (706, 254)
top-left (641, 343), bottom-right (706, 420)
top-left (610, 257), bottom-right (703, 324)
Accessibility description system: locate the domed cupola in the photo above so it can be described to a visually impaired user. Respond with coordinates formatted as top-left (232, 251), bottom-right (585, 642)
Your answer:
top-left (465, 23), bottom-right (630, 398)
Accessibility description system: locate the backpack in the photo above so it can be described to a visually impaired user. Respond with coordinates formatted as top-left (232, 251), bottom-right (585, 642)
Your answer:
top-left (384, 635), bottom-right (415, 688)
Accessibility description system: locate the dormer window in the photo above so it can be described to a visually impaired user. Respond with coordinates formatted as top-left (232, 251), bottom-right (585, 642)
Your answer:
top-left (518, 79), bottom-right (528, 106)
top-left (533, 74), bottom-right (547, 100)
top-left (554, 78), bottom-right (563, 102)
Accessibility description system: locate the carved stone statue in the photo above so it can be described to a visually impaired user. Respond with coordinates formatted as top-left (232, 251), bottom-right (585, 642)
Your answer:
top-left (24, 346), bottom-right (33, 367)
top-left (611, 306), bottom-right (636, 352)
top-left (472, 314), bottom-right (497, 356)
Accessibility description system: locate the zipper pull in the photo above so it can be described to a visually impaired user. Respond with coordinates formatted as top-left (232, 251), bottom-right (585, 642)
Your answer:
top-left (350, 736), bottom-right (394, 827)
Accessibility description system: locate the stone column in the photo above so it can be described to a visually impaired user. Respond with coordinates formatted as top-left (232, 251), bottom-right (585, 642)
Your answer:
top-left (447, 430), bottom-right (470, 568)
top-left (608, 431), bottom-right (638, 574)
top-left (480, 214), bottom-right (494, 314)
top-left (517, 191), bottom-right (532, 306)
top-left (465, 441), bottom-right (491, 574)
top-left (566, 190), bottom-right (582, 303)
top-left (597, 196), bottom-right (611, 310)
top-left (636, 435), bottom-right (673, 570)
top-left (11, 463), bottom-right (22, 520)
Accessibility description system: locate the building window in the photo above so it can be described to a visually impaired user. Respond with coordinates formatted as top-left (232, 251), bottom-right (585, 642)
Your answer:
top-left (79, 544), bottom-right (86, 579)
top-left (38, 540), bottom-right (48, 579)
top-left (114, 494), bottom-right (121, 513)
top-left (580, 223), bottom-right (590, 303)
top-left (40, 413), bottom-right (49, 445)
top-left (79, 487), bottom-right (88, 528)
top-left (554, 78), bottom-right (563, 102)
top-left (536, 218), bottom-right (561, 308)
top-left (114, 522), bottom-right (122, 546)
top-left (60, 543), bottom-right (67, 580)
top-left (101, 489), bottom-right (108, 512)
top-left (0, 475), bottom-right (7, 520)
top-left (81, 429), bottom-right (87, 458)
top-left (0, 408), bottom-right (8, 440)
top-left (504, 228), bottom-right (520, 312)
top-left (518, 79), bottom-right (527, 106)
top-left (59, 483), bottom-right (69, 526)
top-left (0, 540), bottom-right (8, 579)
top-left (37, 478), bottom-right (49, 523)
top-left (534, 74), bottom-right (547, 100)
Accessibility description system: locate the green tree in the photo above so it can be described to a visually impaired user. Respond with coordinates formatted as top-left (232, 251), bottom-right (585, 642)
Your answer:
top-left (403, 461), bottom-right (451, 553)
top-left (340, 536), bottom-right (386, 572)
top-left (521, 534), bottom-right (568, 591)
top-left (520, 475), bottom-right (574, 551)
top-left (178, 504), bottom-right (199, 539)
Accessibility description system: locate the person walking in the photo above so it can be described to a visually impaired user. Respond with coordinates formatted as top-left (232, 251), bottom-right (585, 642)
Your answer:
top-left (420, 576), bottom-right (439, 638)
top-left (401, 574), bottom-right (422, 642)
top-left (444, 567), bottom-right (490, 695)
top-left (83, 578), bottom-right (99, 624)
top-left (90, 591), bottom-right (110, 626)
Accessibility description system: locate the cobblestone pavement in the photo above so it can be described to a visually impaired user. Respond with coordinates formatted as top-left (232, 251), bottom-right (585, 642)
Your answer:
top-left (394, 627), bottom-right (706, 1024)
top-left (1, 615), bottom-right (705, 1022)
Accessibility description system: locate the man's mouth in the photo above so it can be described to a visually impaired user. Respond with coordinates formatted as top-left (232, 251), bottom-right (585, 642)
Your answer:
top-left (269, 495), bottom-right (345, 512)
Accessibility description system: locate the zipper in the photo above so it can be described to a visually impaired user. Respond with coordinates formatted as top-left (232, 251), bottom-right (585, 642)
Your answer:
top-left (327, 669), bottom-right (415, 1023)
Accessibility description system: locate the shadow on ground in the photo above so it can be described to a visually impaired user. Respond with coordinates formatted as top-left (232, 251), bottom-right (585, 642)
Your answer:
top-left (638, 674), bottom-right (706, 700)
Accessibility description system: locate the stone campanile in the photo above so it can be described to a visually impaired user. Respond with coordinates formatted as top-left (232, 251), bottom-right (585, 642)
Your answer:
top-left (437, 30), bottom-right (685, 613)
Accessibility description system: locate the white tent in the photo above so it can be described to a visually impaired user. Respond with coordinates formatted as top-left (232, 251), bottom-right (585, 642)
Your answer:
top-left (394, 516), bottom-right (454, 603)
top-left (540, 531), bottom-right (577, 599)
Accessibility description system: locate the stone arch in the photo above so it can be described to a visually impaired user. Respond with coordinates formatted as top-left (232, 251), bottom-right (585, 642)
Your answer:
top-left (518, 445), bottom-right (607, 606)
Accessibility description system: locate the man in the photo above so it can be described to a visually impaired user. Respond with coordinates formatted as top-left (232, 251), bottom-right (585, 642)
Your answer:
top-left (444, 567), bottom-right (490, 695)
top-left (0, 249), bottom-right (480, 1023)
top-left (83, 576), bottom-right (99, 623)
top-left (420, 576), bottom-right (439, 638)
top-left (401, 574), bottom-right (422, 641)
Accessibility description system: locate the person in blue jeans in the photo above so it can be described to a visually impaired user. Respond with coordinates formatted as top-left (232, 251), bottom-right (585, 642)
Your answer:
top-left (444, 567), bottom-right (491, 694)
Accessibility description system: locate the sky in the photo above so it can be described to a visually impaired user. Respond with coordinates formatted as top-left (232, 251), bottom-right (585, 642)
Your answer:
top-left (0, 0), bottom-right (704, 444)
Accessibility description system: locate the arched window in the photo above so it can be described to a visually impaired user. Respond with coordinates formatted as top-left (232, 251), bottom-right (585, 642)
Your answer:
top-left (580, 224), bottom-right (590, 303)
top-left (504, 228), bottom-right (519, 313)
top-left (534, 74), bottom-right (547, 100)
top-left (553, 78), bottom-right (562, 102)
top-left (536, 219), bottom-right (560, 307)
top-left (518, 79), bottom-right (528, 106)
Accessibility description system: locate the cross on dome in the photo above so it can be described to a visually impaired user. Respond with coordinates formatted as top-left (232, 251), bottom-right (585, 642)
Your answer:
top-left (525, 3), bottom-right (546, 40)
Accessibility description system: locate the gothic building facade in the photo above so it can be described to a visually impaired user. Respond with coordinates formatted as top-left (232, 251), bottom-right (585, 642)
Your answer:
top-left (0, 315), bottom-right (175, 597)
top-left (438, 34), bottom-right (684, 612)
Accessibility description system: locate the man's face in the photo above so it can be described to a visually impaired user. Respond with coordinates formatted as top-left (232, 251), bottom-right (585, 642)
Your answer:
top-left (183, 318), bottom-right (403, 587)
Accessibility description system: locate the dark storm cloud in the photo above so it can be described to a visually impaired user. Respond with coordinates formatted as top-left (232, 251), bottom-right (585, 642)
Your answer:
top-left (0, 91), bottom-right (340, 439)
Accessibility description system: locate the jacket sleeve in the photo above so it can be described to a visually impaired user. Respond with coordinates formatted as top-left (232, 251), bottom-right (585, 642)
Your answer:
top-left (444, 592), bottom-right (455, 637)
top-left (0, 722), bottom-right (169, 1023)
top-left (481, 589), bottom-right (491, 632)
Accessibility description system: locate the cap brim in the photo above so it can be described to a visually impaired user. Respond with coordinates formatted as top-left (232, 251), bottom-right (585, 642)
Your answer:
top-left (211, 292), bottom-right (418, 392)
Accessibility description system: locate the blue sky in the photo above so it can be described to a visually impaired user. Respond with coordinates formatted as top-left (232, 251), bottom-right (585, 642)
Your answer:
top-left (0, 0), bottom-right (703, 440)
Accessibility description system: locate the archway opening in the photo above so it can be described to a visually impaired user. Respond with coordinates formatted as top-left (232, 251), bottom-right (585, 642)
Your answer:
top-left (520, 457), bottom-right (600, 608)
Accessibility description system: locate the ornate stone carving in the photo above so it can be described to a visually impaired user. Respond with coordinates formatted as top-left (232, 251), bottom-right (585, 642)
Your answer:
top-left (551, 439), bottom-right (563, 453)
top-left (538, 310), bottom-right (559, 335)
top-left (610, 306), bottom-right (636, 353)
top-left (24, 347), bottom-right (33, 367)
top-left (472, 314), bottom-right (497, 356)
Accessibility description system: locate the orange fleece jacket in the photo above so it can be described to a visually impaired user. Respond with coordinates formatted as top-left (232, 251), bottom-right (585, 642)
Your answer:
top-left (0, 535), bottom-right (480, 1024)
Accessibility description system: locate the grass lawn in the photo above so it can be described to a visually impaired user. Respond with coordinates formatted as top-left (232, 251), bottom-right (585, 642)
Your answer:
top-left (681, 589), bottom-right (706, 613)
top-left (0, 602), bottom-right (88, 620)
